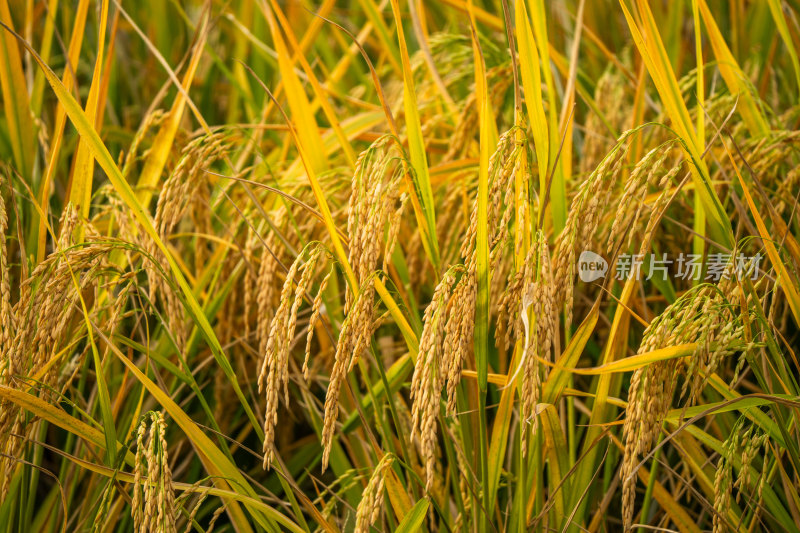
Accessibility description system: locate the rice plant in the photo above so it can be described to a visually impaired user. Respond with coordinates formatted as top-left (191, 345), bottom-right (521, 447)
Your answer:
top-left (0, 0), bottom-right (799, 531)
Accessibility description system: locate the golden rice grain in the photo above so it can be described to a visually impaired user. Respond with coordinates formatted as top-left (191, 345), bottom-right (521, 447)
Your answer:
top-left (304, 265), bottom-right (333, 380)
top-left (132, 412), bottom-right (176, 533)
top-left (410, 268), bottom-right (459, 490)
top-left (621, 269), bottom-right (750, 529)
top-left (354, 454), bottom-right (394, 533)
top-left (320, 137), bottom-right (406, 470)
top-left (0, 172), bottom-right (10, 363)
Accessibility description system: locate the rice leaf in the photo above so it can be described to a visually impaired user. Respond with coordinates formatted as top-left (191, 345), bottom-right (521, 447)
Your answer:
top-left (0, 0), bottom-right (34, 180)
top-left (389, 0), bottom-right (440, 270)
top-left (393, 498), bottom-right (429, 533)
top-left (66, 0), bottom-right (109, 229)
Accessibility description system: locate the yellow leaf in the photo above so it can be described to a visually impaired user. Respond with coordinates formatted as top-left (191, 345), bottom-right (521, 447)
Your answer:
top-left (389, 0), bottom-right (440, 269)
top-left (567, 343), bottom-right (699, 375)
top-left (36, 0), bottom-right (91, 262)
top-left (0, 0), bottom-right (34, 179)
top-left (515, 0), bottom-right (549, 212)
top-left (697, 0), bottom-right (769, 137)
top-left (135, 16), bottom-right (208, 206)
top-left (67, 0), bottom-right (110, 231)
top-left (265, 6), bottom-right (327, 175)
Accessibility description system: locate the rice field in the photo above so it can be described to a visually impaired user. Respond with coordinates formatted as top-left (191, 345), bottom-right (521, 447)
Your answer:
top-left (1, 0), bottom-right (799, 531)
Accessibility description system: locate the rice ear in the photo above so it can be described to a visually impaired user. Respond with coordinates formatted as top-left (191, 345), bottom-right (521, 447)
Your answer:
top-left (0, 172), bottom-right (11, 362)
top-left (354, 454), bottom-right (394, 533)
top-left (132, 412), bottom-right (177, 533)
